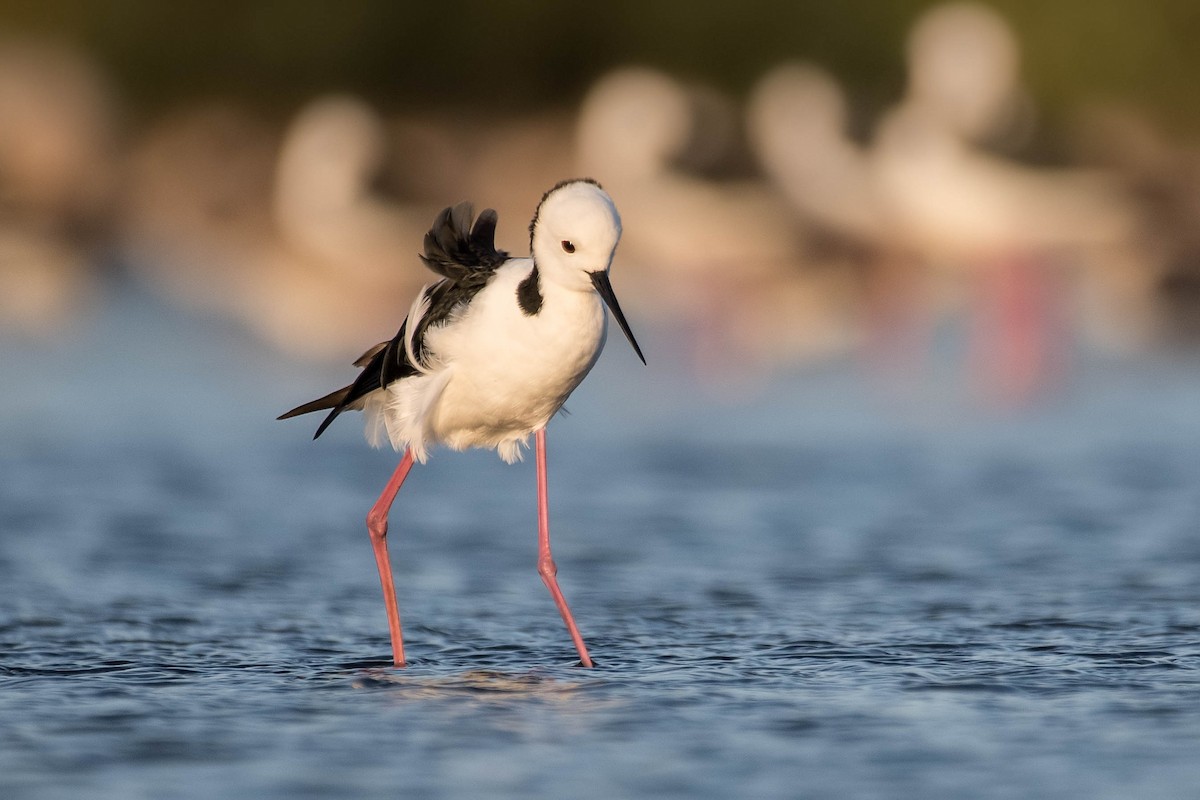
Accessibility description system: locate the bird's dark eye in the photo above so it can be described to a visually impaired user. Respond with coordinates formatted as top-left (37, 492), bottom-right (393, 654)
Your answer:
top-left (561, 240), bottom-right (576, 254)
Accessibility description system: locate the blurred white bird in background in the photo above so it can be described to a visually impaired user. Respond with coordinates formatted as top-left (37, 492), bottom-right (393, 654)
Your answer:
top-left (0, 37), bottom-right (119, 335)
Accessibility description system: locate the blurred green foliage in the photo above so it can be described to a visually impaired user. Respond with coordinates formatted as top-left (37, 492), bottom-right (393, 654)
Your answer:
top-left (2, 0), bottom-right (1200, 132)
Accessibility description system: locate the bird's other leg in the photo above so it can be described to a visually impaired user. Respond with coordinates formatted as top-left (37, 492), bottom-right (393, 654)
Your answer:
top-left (366, 449), bottom-right (415, 667)
top-left (534, 429), bottom-right (594, 667)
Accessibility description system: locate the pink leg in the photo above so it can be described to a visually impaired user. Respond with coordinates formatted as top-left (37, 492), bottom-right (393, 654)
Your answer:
top-left (535, 429), bottom-right (594, 667)
top-left (366, 450), bottom-right (415, 667)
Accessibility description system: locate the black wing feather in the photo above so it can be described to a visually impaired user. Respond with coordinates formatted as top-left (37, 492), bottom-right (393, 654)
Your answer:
top-left (280, 202), bottom-right (511, 439)
top-left (420, 202), bottom-right (509, 279)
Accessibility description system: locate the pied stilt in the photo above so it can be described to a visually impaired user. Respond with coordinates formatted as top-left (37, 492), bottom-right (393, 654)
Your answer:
top-left (279, 178), bottom-right (644, 667)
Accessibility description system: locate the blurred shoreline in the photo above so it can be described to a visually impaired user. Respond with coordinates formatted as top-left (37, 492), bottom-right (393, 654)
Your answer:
top-left (3, 3), bottom-right (1200, 408)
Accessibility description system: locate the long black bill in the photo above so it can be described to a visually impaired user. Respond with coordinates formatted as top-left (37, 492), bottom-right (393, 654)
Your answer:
top-left (590, 270), bottom-right (646, 365)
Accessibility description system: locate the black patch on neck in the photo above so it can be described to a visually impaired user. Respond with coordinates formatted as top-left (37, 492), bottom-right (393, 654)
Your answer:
top-left (517, 265), bottom-right (544, 316)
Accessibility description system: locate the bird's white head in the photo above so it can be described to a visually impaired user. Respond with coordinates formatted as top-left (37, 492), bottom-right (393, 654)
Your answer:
top-left (529, 179), bottom-right (644, 364)
top-left (529, 178), bottom-right (622, 288)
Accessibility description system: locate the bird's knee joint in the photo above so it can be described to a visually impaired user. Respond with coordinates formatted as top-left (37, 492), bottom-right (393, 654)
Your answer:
top-left (537, 557), bottom-right (557, 579)
top-left (366, 511), bottom-right (389, 541)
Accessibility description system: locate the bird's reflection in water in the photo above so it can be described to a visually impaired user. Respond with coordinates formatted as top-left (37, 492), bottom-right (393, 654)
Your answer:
top-left (349, 667), bottom-right (623, 720)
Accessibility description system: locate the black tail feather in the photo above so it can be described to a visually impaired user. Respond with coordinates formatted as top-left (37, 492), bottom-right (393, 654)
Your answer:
top-left (312, 406), bottom-right (345, 440)
top-left (277, 386), bottom-right (351, 421)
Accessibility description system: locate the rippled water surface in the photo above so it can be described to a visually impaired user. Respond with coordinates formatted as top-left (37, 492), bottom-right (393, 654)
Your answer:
top-left (3, 291), bottom-right (1199, 799)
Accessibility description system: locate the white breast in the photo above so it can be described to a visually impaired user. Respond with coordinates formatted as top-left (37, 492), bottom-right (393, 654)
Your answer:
top-left (371, 261), bottom-right (609, 463)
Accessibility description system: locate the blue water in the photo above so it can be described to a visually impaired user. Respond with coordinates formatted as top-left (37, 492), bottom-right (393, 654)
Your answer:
top-left (2, 286), bottom-right (1199, 799)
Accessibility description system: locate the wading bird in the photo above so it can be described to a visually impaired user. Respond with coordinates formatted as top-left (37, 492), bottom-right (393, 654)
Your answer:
top-left (279, 179), bottom-right (644, 667)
